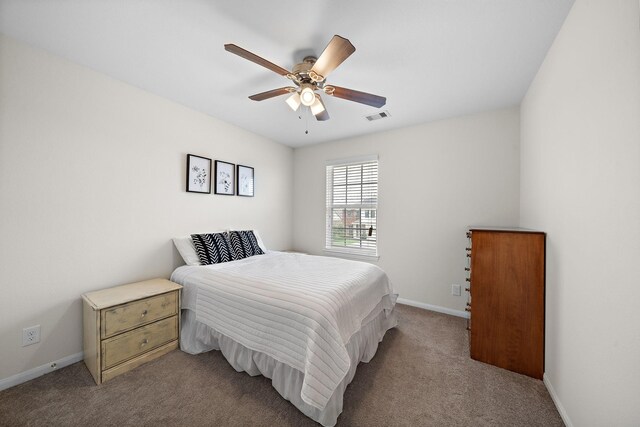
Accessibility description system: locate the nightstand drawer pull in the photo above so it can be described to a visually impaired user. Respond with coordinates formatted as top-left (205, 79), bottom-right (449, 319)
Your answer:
top-left (141, 310), bottom-right (148, 318)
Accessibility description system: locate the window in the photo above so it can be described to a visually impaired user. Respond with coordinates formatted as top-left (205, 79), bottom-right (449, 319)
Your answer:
top-left (325, 156), bottom-right (378, 257)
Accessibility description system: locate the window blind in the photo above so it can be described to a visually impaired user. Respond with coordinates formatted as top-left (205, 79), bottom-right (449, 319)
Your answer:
top-left (325, 158), bottom-right (378, 256)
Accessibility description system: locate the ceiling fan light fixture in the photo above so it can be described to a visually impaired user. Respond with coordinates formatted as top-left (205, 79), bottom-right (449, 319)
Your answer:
top-left (300, 84), bottom-right (316, 106)
top-left (285, 92), bottom-right (301, 111)
top-left (310, 95), bottom-right (326, 115)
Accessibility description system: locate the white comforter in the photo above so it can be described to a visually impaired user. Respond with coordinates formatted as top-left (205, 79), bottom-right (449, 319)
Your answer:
top-left (171, 251), bottom-right (396, 411)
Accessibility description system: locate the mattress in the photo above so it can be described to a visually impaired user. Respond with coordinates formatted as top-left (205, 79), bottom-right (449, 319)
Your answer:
top-left (171, 251), bottom-right (397, 426)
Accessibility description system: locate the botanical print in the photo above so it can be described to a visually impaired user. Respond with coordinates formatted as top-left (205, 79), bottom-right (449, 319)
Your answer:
top-left (218, 170), bottom-right (232, 193)
top-left (192, 165), bottom-right (208, 189)
top-left (239, 174), bottom-right (251, 194)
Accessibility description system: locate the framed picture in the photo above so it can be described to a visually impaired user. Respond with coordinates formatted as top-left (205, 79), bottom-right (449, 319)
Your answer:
top-left (186, 154), bottom-right (211, 194)
top-left (237, 164), bottom-right (255, 197)
top-left (214, 160), bottom-right (235, 195)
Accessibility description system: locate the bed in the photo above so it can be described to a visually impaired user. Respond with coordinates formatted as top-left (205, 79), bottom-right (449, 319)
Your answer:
top-left (170, 249), bottom-right (397, 426)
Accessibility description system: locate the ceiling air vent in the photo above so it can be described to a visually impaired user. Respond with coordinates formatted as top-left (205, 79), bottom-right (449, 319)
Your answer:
top-left (365, 111), bottom-right (391, 121)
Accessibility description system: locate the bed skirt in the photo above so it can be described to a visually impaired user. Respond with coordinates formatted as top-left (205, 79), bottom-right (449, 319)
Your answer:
top-left (180, 297), bottom-right (397, 426)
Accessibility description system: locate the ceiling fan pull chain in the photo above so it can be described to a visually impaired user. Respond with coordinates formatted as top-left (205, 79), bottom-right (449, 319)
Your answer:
top-left (305, 107), bottom-right (309, 135)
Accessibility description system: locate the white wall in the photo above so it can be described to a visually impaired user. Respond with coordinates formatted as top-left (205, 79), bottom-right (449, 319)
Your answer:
top-left (520, 0), bottom-right (640, 425)
top-left (0, 35), bottom-right (293, 381)
top-left (293, 108), bottom-right (520, 314)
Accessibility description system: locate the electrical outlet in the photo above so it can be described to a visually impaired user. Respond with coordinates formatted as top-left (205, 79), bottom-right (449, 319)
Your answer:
top-left (451, 284), bottom-right (461, 296)
top-left (22, 325), bottom-right (40, 346)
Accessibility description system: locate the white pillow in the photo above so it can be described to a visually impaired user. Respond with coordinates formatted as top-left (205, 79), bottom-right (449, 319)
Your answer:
top-left (172, 235), bottom-right (201, 266)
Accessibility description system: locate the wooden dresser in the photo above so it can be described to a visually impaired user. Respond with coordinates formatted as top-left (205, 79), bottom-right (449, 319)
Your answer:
top-left (82, 278), bottom-right (182, 384)
top-left (465, 227), bottom-right (545, 379)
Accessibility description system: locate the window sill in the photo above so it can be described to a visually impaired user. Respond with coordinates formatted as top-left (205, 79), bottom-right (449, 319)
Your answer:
top-left (323, 249), bottom-right (379, 261)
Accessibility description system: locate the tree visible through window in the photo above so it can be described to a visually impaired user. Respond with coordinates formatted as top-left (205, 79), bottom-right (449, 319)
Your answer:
top-left (325, 158), bottom-right (378, 256)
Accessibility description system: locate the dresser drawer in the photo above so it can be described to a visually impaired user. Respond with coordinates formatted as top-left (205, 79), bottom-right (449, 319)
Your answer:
top-left (101, 291), bottom-right (178, 338)
top-left (101, 315), bottom-right (178, 370)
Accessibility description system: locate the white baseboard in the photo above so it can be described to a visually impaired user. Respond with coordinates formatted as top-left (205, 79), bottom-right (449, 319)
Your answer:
top-left (543, 373), bottom-right (573, 427)
top-left (0, 351), bottom-right (84, 392)
top-left (397, 297), bottom-right (469, 319)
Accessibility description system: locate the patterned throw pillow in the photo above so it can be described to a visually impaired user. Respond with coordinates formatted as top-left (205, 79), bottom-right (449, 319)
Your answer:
top-left (191, 232), bottom-right (236, 265)
top-left (228, 230), bottom-right (265, 260)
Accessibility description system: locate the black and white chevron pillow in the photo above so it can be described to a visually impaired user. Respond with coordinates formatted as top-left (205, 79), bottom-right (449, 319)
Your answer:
top-left (191, 232), bottom-right (236, 265)
top-left (229, 230), bottom-right (264, 260)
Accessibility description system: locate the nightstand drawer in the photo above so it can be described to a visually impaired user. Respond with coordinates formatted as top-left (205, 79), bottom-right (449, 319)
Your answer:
top-left (101, 315), bottom-right (178, 370)
top-left (101, 291), bottom-right (178, 338)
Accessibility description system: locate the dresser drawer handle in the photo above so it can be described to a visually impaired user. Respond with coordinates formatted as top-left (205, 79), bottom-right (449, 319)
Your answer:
top-left (141, 338), bottom-right (149, 347)
top-left (141, 310), bottom-right (148, 318)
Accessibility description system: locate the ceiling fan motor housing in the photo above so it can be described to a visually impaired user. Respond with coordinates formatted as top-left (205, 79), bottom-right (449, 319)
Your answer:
top-left (291, 56), bottom-right (325, 87)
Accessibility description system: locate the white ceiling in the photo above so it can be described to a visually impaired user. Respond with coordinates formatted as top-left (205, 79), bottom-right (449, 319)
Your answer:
top-left (0, 0), bottom-right (574, 147)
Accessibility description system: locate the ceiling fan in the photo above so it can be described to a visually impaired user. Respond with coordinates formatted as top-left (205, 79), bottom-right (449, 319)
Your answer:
top-left (224, 35), bottom-right (386, 122)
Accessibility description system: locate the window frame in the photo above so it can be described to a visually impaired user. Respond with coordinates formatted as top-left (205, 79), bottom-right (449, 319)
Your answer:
top-left (324, 155), bottom-right (379, 260)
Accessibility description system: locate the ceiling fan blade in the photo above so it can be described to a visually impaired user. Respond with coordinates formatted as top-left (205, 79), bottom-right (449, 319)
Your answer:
top-left (248, 87), bottom-right (295, 101)
top-left (310, 35), bottom-right (355, 80)
top-left (224, 44), bottom-right (290, 76)
top-left (328, 85), bottom-right (387, 108)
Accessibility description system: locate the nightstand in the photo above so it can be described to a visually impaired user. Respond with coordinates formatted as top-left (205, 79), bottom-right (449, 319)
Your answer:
top-left (82, 278), bottom-right (182, 384)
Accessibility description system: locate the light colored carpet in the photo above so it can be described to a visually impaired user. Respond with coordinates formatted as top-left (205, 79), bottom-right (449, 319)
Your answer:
top-left (0, 304), bottom-right (563, 426)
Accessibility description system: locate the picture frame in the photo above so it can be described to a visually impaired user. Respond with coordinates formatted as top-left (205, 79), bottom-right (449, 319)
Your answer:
top-left (186, 154), bottom-right (212, 194)
top-left (237, 164), bottom-right (255, 197)
top-left (214, 160), bottom-right (235, 195)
